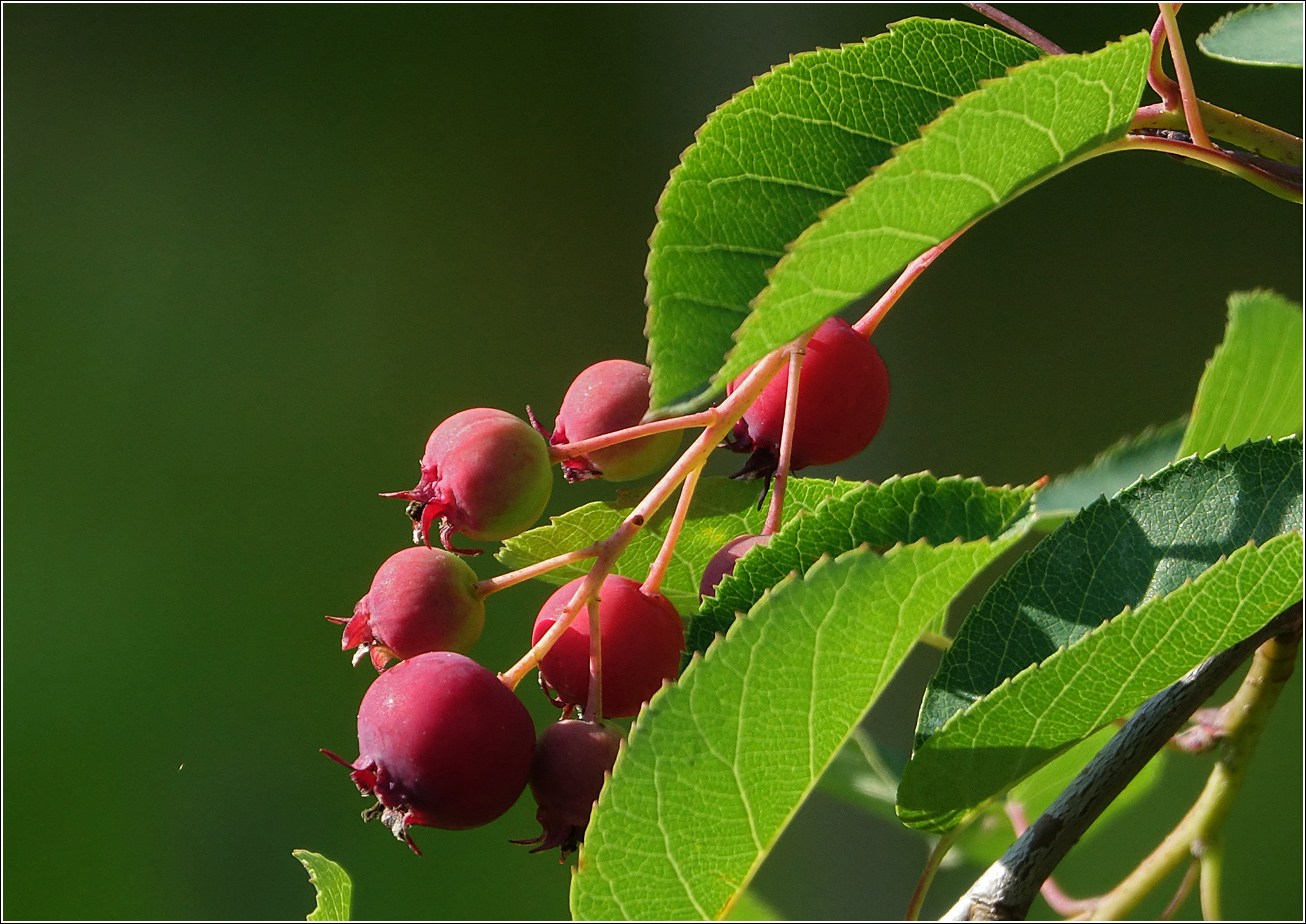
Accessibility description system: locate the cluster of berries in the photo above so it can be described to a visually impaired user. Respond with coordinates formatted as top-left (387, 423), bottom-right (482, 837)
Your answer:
top-left (323, 317), bottom-right (890, 857)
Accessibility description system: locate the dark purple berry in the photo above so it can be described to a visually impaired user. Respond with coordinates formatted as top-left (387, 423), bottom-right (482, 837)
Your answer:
top-left (699, 533), bottom-right (771, 599)
top-left (514, 719), bottom-right (624, 858)
top-left (550, 360), bottom-right (682, 483)
top-left (727, 317), bottom-right (889, 478)
top-left (323, 651), bottom-right (536, 853)
top-left (383, 408), bottom-right (553, 553)
top-left (330, 546), bottom-right (485, 671)
top-left (532, 575), bottom-right (684, 719)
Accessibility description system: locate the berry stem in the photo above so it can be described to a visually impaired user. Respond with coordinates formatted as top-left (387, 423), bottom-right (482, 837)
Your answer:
top-left (547, 409), bottom-right (717, 464)
top-left (852, 227), bottom-right (968, 339)
top-left (1145, 10), bottom-right (1182, 110)
top-left (1157, 3), bottom-right (1212, 150)
top-left (474, 543), bottom-right (602, 597)
top-left (762, 332), bottom-right (812, 537)
top-left (584, 597), bottom-right (604, 721)
top-left (964, 4), bottom-right (1066, 56)
top-left (641, 461), bottom-right (704, 597)
top-left (500, 348), bottom-right (791, 690)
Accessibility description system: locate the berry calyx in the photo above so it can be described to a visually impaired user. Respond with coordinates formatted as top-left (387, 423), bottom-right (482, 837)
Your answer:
top-left (323, 651), bottom-right (536, 853)
top-left (549, 360), bottom-right (682, 483)
top-left (699, 533), bottom-right (771, 599)
top-left (514, 719), bottom-right (623, 858)
top-left (726, 317), bottom-right (889, 479)
top-left (330, 546), bottom-right (486, 670)
top-left (533, 575), bottom-right (684, 719)
top-left (383, 408), bottom-right (553, 554)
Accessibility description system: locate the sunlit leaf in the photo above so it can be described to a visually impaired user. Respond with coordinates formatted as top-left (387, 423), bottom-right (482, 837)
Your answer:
top-left (293, 850), bottom-right (352, 922)
top-left (691, 473), bottom-right (1035, 655)
top-left (1180, 290), bottom-right (1304, 458)
top-left (718, 33), bottom-right (1151, 390)
top-left (572, 537), bottom-right (1023, 920)
top-left (645, 19), bottom-right (1040, 410)
top-left (901, 438), bottom-right (1304, 831)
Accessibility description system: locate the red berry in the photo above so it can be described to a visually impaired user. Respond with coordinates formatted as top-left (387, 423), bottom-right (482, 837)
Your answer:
top-left (332, 546), bottom-right (485, 671)
top-left (323, 651), bottom-right (536, 853)
top-left (384, 408), bottom-right (553, 553)
top-left (699, 533), bottom-right (771, 599)
top-left (550, 360), bottom-right (682, 483)
top-left (727, 317), bottom-right (889, 478)
top-left (514, 719), bottom-right (624, 858)
top-left (532, 575), bottom-right (684, 718)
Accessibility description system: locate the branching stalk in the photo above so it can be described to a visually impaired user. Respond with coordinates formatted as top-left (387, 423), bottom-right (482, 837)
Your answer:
top-left (475, 543), bottom-right (601, 597)
top-left (500, 347), bottom-right (790, 690)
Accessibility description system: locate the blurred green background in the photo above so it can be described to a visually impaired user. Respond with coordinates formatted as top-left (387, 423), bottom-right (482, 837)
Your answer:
top-left (5, 4), bottom-right (1301, 920)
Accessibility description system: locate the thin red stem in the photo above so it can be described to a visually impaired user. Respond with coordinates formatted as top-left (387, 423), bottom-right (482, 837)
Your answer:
top-left (548, 409), bottom-right (716, 464)
top-left (763, 333), bottom-right (811, 536)
top-left (474, 543), bottom-right (601, 597)
top-left (584, 597), bottom-right (604, 720)
top-left (1147, 11), bottom-right (1182, 109)
top-left (1157, 858), bottom-right (1199, 920)
top-left (852, 227), bottom-right (968, 339)
top-left (965, 4), bottom-right (1066, 56)
top-left (642, 462), bottom-right (704, 596)
top-left (1158, 3), bottom-right (1212, 150)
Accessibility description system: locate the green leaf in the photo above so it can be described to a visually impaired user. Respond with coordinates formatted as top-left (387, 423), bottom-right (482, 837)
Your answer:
top-left (1179, 290), bottom-right (1304, 458)
top-left (1198, 4), bottom-right (1305, 68)
top-left (1032, 419), bottom-right (1187, 524)
top-left (719, 33), bottom-right (1152, 389)
top-left (497, 477), bottom-right (848, 613)
top-left (901, 438), bottom-right (1304, 831)
top-left (690, 473), bottom-right (1036, 655)
top-left (915, 438), bottom-right (1303, 747)
top-left (644, 19), bottom-right (1040, 410)
top-left (900, 533), bottom-right (1302, 832)
top-left (952, 727), bottom-right (1167, 867)
top-left (293, 850), bottom-right (353, 922)
top-left (571, 539), bottom-right (1023, 920)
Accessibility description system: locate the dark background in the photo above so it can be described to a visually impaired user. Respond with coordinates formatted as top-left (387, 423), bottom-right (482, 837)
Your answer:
top-left (5, 4), bottom-right (1301, 920)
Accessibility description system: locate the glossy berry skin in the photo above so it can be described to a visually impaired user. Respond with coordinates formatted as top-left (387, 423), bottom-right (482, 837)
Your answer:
top-left (727, 318), bottom-right (889, 477)
top-left (699, 533), bottom-right (771, 599)
top-left (324, 651), bottom-right (536, 853)
top-left (384, 408), bottom-right (553, 553)
top-left (334, 546), bottom-right (485, 671)
top-left (516, 719), bottom-right (623, 858)
top-left (551, 360), bottom-right (682, 483)
top-left (532, 575), bottom-right (684, 718)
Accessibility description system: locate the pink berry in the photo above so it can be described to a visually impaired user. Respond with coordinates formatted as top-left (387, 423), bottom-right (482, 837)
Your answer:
top-left (549, 359), bottom-right (682, 483)
top-left (699, 533), bottom-right (771, 599)
top-left (384, 408), bottom-right (553, 553)
top-left (323, 651), bottom-right (536, 853)
top-left (727, 317), bottom-right (889, 478)
top-left (532, 575), bottom-right (685, 719)
top-left (515, 719), bottom-right (624, 858)
top-left (330, 546), bottom-right (486, 671)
